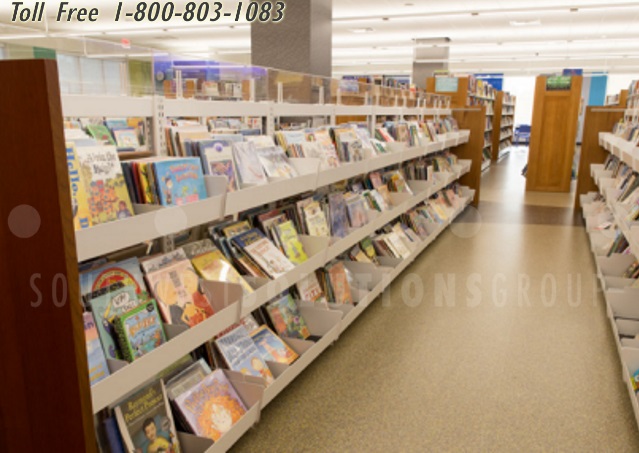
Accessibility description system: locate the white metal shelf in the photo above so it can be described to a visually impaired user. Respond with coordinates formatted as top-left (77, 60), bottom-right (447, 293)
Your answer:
top-left (165, 99), bottom-right (271, 117)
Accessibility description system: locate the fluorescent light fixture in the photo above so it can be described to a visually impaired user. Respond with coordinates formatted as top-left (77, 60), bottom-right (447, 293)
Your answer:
top-left (349, 28), bottom-right (375, 34)
top-left (0, 34), bottom-right (47, 40)
top-left (509, 19), bottom-right (541, 26)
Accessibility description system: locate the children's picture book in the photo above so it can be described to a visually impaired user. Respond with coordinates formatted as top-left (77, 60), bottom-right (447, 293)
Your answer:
top-left (232, 142), bottom-right (267, 186)
top-left (146, 260), bottom-right (215, 328)
top-left (140, 249), bottom-right (189, 274)
top-left (274, 220), bottom-right (308, 265)
top-left (250, 325), bottom-right (299, 365)
top-left (327, 261), bottom-right (354, 305)
top-left (215, 325), bottom-right (274, 384)
top-left (74, 145), bottom-right (134, 225)
top-left (166, 359), bottom-right (212, 401)
top-left (328, 192), bottom-right (349, 238)
top-left (115, 380), bottom-right (181, 453)
top-left (232, 229), bottom-right (295, 279)
top-left (304, 201), bottom-right (330, 237)
top-left (81, 257), bottom-right (147, 297)
top-left (191, 248), bottom-right (255, 296)
top-left (113, 299), bottom-right (166, 362)
top-left (152, 158), bottom-right (207, 206)
top-left (174, 369), bottom-right (247, 442)
top-left (300, 142), bottom-right (341, 169)
top-left (86, 124), bottom-right (116, 145)
top-left (255, 146), bottom-right (298, 179)
top-left (246, 135), bottom-right (276, 149)
top-left (113, 127), bottom-right (141, 150)
top-left (265, 293), bottom-right (311, 340)
top-left (181, 239), bottom-right (217, 259)
top-left (83, 312), bottom-right (110, 386)
top-left (200, 140), bottom-right (239, 192)
top-left (296, 273), bottom-right (327, 304)
top-left (88, 284), bottom-right (140, 360)
top-left (65, 143), bottom-right (92, 230)
top-left (345, 194), bottom-right (369, 229)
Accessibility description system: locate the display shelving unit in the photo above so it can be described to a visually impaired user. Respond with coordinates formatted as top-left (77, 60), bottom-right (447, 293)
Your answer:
top-left (426, 76), bottom-right (495, 173)
top-left (1, 59), bottom-right (474, 452)
top-left (580, 116), bottom-right (639, 431)
top-left (491, 91), bottom-right (516, 161)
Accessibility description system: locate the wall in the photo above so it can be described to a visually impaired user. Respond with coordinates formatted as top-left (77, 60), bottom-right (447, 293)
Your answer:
top-left (607, 74), bottom-right (636, 96)
top-left (502, 76), bottom-right (536, 127)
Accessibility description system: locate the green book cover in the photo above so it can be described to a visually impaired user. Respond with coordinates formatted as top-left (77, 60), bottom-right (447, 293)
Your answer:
top-left (114, 299), bottom-right (166, 363)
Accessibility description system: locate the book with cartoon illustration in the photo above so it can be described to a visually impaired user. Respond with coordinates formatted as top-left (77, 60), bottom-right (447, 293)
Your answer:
top-left (152, 158), bottom-right (207, 206)
top-left (214, 325), bottom-right (274, 384)
top-left (191, 248), bottom-right (255, 296)
top-left (274, 220), bottom-right (308, 265)
top-left (232, 141), bottom-right (267, 186)
top-left (74, 145), bottom-right (134, 225)
top-left (86, 124), bottom-right (115, 145)
top-left (83, 312), bottom-right (110, 386)
top-left (265, 293), bottom-right (311, 340)
top-left (166, 359), bottom-right (212, 401)
top-left (255, 146), bottom-right (298, 179)
top-left (65, 142), bottom-right (92, 230)
top-left (199, 139), bottom-right (239, 192)
top-left (113, 299), bottom-right (166, 362)
top-left (112, 127), bottom-right (140, 151)
top-left (146, 259), bottom-right (215, 328)
top-left (88, 284), bottom-right (140, 360)
top-left (80, 257), bottom-right (147, 298)
top-left (174, 369), bottom-right (247, 442)
top-left (327, 261), bottom-right (354, 305)
top-left (231, 229), bottom-right (295, 279)
top-left (115, 380), bottom-right (181, 453)
top-left (250, 325), bottom-right (299, 365)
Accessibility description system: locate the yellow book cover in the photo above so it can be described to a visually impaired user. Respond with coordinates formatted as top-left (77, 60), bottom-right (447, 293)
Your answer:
top-left (138, 162), bottom-right (155, 204)
top-left (76, 145), bottom-right (134, 225)
top-left (191, 250), bottom-right (254, 296)
top-left (65, 142), bottom-right (92, 230)
top-left (223, 221), bottom-right (252, 238)
top-left (275, 220), bottom-right (308, 265)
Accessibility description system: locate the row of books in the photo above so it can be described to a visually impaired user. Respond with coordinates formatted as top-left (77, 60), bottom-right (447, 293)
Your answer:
top-left (65, 117), bottom-right (146, 151)
top-left (612, 119), bottom-right (639, 146)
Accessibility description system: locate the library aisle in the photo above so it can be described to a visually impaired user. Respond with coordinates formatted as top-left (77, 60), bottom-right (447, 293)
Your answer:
top-left (233, 149), bottom-right (639, 452)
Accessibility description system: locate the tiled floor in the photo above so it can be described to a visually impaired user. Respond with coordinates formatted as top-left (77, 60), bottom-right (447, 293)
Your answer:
top-left (231, 148), bottom-right (639, 452)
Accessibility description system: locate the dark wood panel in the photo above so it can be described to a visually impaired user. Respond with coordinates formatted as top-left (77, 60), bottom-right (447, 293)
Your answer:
top-left (453, 107), bottom-right (485, 207)
top-left (0, 59), bottom-right (96, 452)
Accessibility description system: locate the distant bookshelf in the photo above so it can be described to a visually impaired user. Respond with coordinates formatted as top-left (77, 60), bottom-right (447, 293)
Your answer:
top-left (491, 91), bottom-right (517, 161)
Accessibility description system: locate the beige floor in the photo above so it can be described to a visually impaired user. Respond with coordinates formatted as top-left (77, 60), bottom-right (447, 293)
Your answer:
top-left (231, 148), bottom-right (639, 452)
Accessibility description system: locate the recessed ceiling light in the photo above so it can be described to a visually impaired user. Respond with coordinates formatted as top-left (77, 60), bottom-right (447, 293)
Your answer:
top-left (509, 19), bottom-right (541, 26)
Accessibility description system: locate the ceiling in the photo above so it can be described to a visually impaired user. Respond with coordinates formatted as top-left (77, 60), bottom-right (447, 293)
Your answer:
top-left (2, 0), bottom-right (639, 76)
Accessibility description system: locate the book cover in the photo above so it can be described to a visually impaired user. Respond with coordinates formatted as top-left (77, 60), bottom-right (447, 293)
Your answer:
top-left (114, 299), bottom-right (166, 362)
top-left (250, 325), bottom-right (299, 365)
top-left (246, 135), bottom-right (276, 149)
top-left (222, 220), bottom-right (252, 238)
top-left (88, 285), bottom-right (140, 360)
top-left (191, 249), bottom-right (255, 296)
top-left (232, 142), bottom-right (267, 186)
top-left (265, 293), bottom-right (311, 340)
top-left (255, 146), bottom-right (298, 179)
top-left (115, 381), bottom-right (181, 453)
top-left (86, 124), bottom-right (116, 145)
top-left (83, 312), bottom-right (110, 386)
top-left (166, 359), bottom-right (212, 401)
top-left (295, 273), bottom-right (327, 304)
top-left (232, 229), bottom-right (295, 279)
top-left (80, 257), bottom-right (147, 297)
top-left (328, 192), bottom-right (349, 238)
top-left (181, 239), bottom-right (217, 259)
top-left (146, 260), bottom-right (215, 328)
top-left (304, 201), bottom-right (330, 237)
top-left (65, 143), bottom-right (93, 230)
top-left (152, 158), bottom-right (207, 206)
top-left (300, 142), bottom-right (340, 168)
top-left (113, 127), bottom-right (141, 150)
top-left (274, 220), bottom-right (308, 265)
top-left (75, 145), bottom-right (134, 225)
top-left (345, 195), bottom-right (368, 229)
top-left (215, 325), bottom-right (274, 384)
top-left (327, 262), bottom-right (354, 305)
top-left (200, 140), bottom-right (239, 192)
top-left (140, 249), bottom-right (189, 274)
top-left (174, 369), bottom-right (247, 442)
